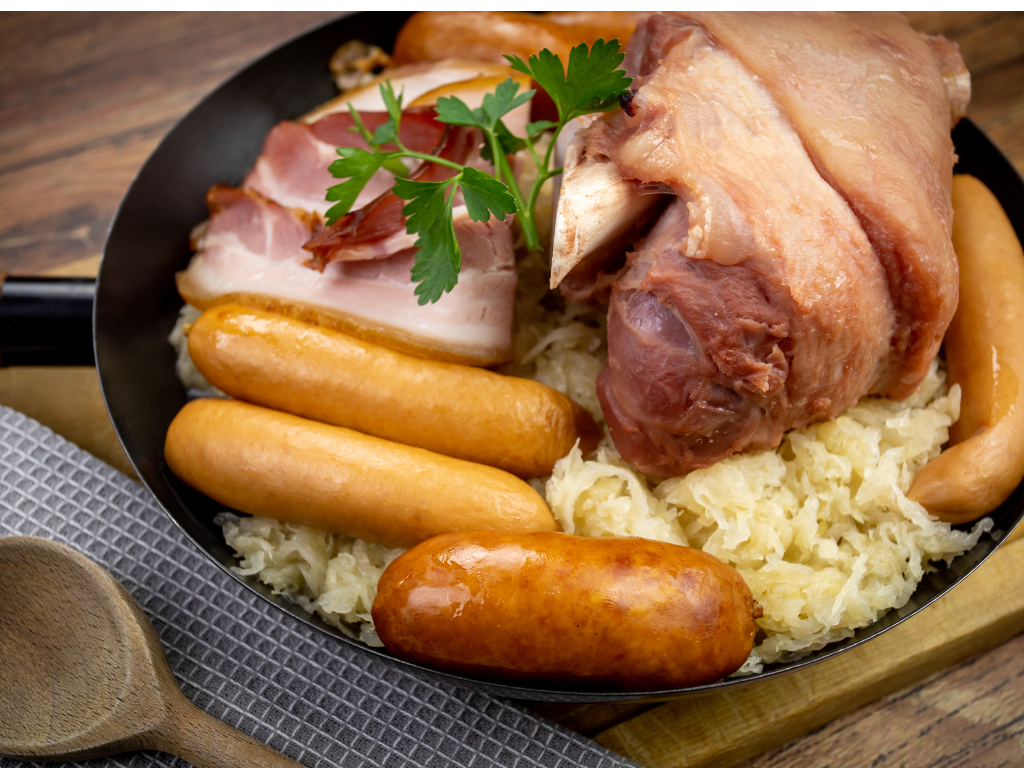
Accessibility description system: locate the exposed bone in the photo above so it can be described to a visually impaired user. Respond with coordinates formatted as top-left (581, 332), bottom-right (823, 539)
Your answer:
top-left (550, 130), bottom-right (666, 289)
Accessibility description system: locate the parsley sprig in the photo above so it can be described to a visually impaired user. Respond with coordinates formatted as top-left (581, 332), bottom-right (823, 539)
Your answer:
top-left (325, 39), bottom-right (631, 304)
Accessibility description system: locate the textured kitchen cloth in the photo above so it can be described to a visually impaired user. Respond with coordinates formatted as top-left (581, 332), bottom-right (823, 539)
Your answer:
top-left (0, 406), bottom-right (639, 768)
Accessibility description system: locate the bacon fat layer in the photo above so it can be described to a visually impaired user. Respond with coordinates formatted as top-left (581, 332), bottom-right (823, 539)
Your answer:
top-left (178, 186), bottom-right (517, 365)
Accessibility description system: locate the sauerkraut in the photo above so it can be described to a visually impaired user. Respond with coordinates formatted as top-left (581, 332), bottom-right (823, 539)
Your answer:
top-left (168, 305), bottom-right (223, 396)
top-left (215, 512), bottom-right (405, 646)
top-left (498, 249), bottom-right (607, 423)
top-left (546, 359), bottom-right (991, 668)
top-left (175, 210), bottom-right (991, 673)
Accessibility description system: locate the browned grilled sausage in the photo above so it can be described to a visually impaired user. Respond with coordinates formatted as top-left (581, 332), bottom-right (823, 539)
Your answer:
top-left (371, 531), bottom-right (761, 690)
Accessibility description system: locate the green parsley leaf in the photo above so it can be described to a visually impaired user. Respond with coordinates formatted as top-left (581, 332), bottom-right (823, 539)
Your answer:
top-left (347, 103), bottom-right (376, 145)
top-left (361, 80), bottom-right (406, 150)
top-left (345, 102), bottom-right (407, 177)
top-left (372, 118), bottom-right (399, 146)
top-left (392, 177), bottom-right (449, 230)
top-left (480, 78), bottom-right (535, 128)
top-left (461, 167), bottom-right (518, 222)
top-left (436, 79), bottom-right (534, 132)
top-left (409, 212), bottom-right (460, 304)
top-left (393, 177), bottom-right (462, 304)
top-left (325, 49), bottom-right (631, 301)
top-left (507, 39), bottom-right (630, 123)
top-left (434, 94), bottom-right (483, 127)
top-left (379, 80), bottom-right (404, 128)
top-left (324, 147), bottom-right (388, 224)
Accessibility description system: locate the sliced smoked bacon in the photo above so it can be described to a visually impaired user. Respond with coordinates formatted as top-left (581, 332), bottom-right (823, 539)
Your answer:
top-left (243, 107), bottom-right (445, 219)
top-left (554, 12), bottom-right (965, 475)
top-left (179, 61), bottom-right (527, 367)
top-left (302, 125), bottom-right (481, 268)
top-left (177, 185), bottom-right (517, 366)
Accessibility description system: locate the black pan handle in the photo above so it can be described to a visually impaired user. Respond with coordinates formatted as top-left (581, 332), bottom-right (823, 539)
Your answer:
top-left (0, 276), bottom-right (96, 366)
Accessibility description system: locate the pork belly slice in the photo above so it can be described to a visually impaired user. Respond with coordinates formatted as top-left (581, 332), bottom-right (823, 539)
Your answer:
top-left (303, 125), bottom-right (482, 268)
top-left (407, 74), bottom-right (532, 139)
top-left (682, 11), bottom-right (964, 397)
top-left (304, 60), bottom-right (518, 122)
top-left (591, 18), bottom-right (896, 475)
top-left (243, 108), bottom-right (444, 219)
top-left (177, 186), bottom-right (517, 366)
top-left (246, 61), bottom-right (531, 222)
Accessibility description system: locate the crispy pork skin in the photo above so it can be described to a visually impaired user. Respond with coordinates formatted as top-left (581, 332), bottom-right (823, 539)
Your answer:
top-left (584, 13), bottom-right (964, 475)
top-left (177, 186), bottom-right (517, 365)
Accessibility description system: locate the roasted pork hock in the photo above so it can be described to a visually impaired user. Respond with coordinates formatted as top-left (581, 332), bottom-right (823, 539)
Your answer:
top-left (552, 12), bottom-right (967, 476)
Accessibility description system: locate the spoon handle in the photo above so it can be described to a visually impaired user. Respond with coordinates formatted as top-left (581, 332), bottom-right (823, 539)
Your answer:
top-left (151, 696), bottom-right (306, 768)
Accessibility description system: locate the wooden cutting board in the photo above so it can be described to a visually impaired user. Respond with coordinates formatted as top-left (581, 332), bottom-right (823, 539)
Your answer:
top-left (2, 256), bottom-right (1023, 768)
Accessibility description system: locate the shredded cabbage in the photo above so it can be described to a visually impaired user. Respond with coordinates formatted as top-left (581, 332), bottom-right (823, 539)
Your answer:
top-left (180, 226), bottom-right (991, 669)
top-left (215, 512), bottom-right (405, 647)
top-left (544, 360), bottom-right (991, 666)
top-left (168, 305), bottom-right (223, 396)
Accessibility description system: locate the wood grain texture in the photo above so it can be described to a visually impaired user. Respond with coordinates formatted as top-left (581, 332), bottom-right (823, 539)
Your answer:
top-left (904, 12), bottom-right (1024, 76)
top-left (0, 11), bottom-right (336, 275)
top-left (971, 58), bottom-right (1024, 174)
top-left (0, 11), bottom-right (1022, 768)
top-left (526, 702), bottom-right (658, 738)
top-left (0, 536), bottom-right (304, 767)
top-left (746, 631), bottom-right (1024, 768)
top-left (0, 366), bottom-right (134, 476)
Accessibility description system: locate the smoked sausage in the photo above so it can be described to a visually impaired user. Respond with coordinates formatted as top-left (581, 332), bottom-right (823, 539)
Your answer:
top-left (186, 305), bottom-right (601, 478)
top-left (164, 399), bottom-right (557, 549)
top-left (909, 175), bottom-right (1024, 523)
top-left (372, 531), bottom-right (762, 690)
top-left (394, 12), bottom-right (592, 66)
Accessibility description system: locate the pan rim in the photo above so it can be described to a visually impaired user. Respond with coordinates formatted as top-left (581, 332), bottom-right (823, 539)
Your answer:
top-left (93, 12), bottom-right (1024, 703)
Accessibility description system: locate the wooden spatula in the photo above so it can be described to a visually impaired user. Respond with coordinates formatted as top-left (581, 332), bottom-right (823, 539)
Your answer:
top-left (0, 535), bottom-right (304, 767)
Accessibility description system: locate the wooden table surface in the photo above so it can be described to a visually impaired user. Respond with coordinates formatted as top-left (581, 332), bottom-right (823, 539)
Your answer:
top-left (2, 11), bottom-right (1024, 768)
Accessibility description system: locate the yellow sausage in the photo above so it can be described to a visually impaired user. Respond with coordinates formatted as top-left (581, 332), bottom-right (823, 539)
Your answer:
top-left (908, 175), bottom-right (1024, 523)
top-left (186, 305), bottom-right (602, 478)
top-left (164, 398), bottom-right (557, 549)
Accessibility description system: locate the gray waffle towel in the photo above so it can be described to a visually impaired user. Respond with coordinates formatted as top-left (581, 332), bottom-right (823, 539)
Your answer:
top-left (0, 406), bottom-right (639, 768)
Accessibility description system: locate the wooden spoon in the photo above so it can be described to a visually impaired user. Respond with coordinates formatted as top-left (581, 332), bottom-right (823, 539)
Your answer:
top-left (0, 535), bottom-right (304, 767)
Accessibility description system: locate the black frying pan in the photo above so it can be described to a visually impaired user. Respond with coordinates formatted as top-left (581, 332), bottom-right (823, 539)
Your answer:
top-left (4, 12), bottom-right (1024, 703)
